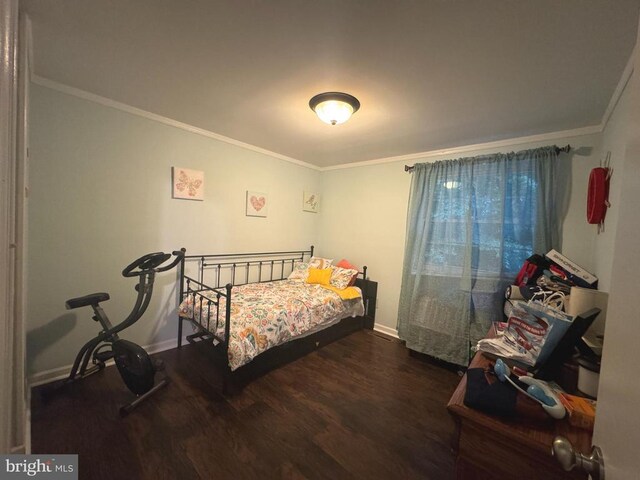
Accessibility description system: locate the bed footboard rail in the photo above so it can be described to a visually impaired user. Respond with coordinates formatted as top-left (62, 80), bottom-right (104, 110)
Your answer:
top-left (177, 272), bottom-right (231, 348)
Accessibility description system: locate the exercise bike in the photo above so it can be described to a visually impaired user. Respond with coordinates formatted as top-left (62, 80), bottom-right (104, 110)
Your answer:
top-left (65, 249), bottom-right (185, 415)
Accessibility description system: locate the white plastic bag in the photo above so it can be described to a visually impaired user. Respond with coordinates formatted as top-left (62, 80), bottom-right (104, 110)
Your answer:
top-left (478, 305), bottom-right (551, 366)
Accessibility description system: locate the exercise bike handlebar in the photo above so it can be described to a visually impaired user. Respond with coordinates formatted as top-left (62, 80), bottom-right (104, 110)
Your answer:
top-left (156, 249), bottom-right (186, 273)
top-left (110, 249), bottom-right (185, 336)
top-left (122, 248), bottom-right (185, 277)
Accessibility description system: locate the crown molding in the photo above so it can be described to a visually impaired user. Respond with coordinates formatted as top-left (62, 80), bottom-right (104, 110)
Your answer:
top-left (323, 46), bottom-right (637, 172)
top-left (34, 35), bottom-right (635, 175)
top-left (321, 125), bottom-right (602, 171)
top-left (31, 75), bottom-right (321, 172)
top-left (600, 44), bottom-right (635, 131)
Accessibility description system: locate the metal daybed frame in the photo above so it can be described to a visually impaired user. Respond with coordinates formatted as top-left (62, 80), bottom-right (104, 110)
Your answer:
top-left (176, 246), bottom-right (377, 392)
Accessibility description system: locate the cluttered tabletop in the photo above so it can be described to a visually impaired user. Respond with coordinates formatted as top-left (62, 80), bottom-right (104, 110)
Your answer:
top-left (447, 249), bottom-right (603, 478)
top-left (447, 326), bottom-right (593, 456)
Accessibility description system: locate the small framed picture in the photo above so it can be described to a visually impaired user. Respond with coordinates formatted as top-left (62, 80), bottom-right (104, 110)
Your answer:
top-left (172, 167), bottom-right (204, 201)
top-left (246, 191), bottom-right (268, 217)
top-left (303, 191), bottom-right (319, 213)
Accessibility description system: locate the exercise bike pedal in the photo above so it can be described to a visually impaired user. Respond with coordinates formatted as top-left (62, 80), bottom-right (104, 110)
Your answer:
top-left (68, 361), bottom-right (105, 382)
top-left (94, 350), bottom-right (114, 363)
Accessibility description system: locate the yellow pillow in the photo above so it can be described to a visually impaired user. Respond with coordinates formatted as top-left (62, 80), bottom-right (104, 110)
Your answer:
top-left (306, 267), bottom-right (332, 285)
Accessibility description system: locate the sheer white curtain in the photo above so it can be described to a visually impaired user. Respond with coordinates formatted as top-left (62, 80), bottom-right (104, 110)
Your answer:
top-left (397, 147), bottom-right (561, 366)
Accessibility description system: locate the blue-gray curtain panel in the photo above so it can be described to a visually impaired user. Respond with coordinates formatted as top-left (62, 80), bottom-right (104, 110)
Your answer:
top-left (397, 146), bottom-right (560, 366)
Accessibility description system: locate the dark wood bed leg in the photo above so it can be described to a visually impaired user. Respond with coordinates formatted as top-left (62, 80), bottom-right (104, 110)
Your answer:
top-left (222, 375), bottom-right (230, 396)
top-left (177, 252), bottom-right (185, 349)
top-left (363, 315), bottom-right (375, 330)
top-left (356, 274), bottom-right (377, 331)
top-left (222, 377), bottom-right (228, 395)
top-left (221, 365), bottom-right (235, 395)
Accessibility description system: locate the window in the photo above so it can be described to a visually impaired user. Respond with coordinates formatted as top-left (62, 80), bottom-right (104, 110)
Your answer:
top-left (412, 158), bottom-right (541, 279)
top-left (398, 146), bottom-right (560, 366)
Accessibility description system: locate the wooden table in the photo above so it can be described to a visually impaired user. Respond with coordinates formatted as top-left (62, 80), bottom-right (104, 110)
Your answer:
top-left (447, 334), bottom-right (593, 479)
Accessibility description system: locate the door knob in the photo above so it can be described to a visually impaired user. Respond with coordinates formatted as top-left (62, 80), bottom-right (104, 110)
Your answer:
top-left (552, 436), bottom-right (605, 480)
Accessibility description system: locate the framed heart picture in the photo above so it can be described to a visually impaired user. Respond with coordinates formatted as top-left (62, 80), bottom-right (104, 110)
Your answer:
top-left (246, 191), bottom-right (268, 217)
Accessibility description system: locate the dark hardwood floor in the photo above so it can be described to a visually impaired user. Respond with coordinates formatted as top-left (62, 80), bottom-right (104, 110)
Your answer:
top-left (31, 330), bottom-right (461, 480)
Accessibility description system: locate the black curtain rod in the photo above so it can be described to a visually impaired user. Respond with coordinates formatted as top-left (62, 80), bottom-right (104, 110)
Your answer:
top-left (404, 144), bottom-right (572, 173)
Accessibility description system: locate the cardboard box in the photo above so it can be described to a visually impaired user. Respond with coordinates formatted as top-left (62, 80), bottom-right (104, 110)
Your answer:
top-left (559, 392), bottom-right (596, 430)
top-left (546, 249), bottom-right (598, 287)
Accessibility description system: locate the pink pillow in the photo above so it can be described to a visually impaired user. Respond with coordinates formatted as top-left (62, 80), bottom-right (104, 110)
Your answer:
top-left (336, 259), bottom-right (359, 286)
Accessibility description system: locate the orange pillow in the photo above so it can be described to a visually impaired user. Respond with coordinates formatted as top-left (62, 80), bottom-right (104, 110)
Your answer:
top-left (336, 259), bottom-right (359, 286)
top-left (306, 267), bottom-right (332, 285)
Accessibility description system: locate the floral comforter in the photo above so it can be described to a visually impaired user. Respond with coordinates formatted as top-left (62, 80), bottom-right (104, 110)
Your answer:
top-left (178, 279), bottom-right (364, 370)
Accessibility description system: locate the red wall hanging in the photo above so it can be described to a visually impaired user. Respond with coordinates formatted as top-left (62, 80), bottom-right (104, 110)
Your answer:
top-left (587, 151), bottom-right (612, 233)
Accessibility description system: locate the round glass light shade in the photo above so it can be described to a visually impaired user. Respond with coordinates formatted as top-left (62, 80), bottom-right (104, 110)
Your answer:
top-left (309, 92), bottom-right (360, 125)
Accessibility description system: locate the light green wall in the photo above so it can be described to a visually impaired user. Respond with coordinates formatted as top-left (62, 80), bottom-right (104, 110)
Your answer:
top-left (27, 81), bottom-right (610, 376)
top-left (27, 84), bottom-right (321, 375)
top-left (319, 134), bottom-right (602, 332)
top-left (592, 76), bottom-right (632, 292)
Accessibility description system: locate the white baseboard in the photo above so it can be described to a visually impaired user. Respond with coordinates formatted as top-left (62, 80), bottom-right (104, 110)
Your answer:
top-left (373, 323), bottom-right (399, 339)
top-left (30, 325), bottom-right (396, 386)
top-left (28, 336), bottom-right (188, 388)
top-left (144, 336), bottom-right (185, 355)
top-left (28, 365), bottom-right (74, 388)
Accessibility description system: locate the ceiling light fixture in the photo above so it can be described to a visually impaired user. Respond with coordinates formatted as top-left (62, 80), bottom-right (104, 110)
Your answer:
top-left (309, 92), bottom-right (360, 125)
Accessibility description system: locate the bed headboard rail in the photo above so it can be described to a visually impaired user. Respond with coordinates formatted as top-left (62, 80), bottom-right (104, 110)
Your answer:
top-left (183, 246), bottom-right (314, 290)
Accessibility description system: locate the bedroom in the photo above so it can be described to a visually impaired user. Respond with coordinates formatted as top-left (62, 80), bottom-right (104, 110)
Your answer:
top-left (2, 0), bottom-right (640, 478)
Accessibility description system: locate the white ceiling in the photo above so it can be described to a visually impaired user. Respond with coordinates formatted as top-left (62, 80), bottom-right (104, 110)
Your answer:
top-left (21, 0), bottom-right (640, 167)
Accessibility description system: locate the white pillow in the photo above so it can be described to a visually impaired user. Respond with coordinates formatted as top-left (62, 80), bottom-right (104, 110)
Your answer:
top-left (288, 262), bottom-right (309, 281)
top-left (308, 256), bottom-right (333, 269)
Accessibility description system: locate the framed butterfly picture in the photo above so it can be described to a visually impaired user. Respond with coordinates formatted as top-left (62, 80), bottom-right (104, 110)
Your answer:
top-left (246, 191), bottom-right (268, 217)
top-left (172, 167), bottom-right (204, 201)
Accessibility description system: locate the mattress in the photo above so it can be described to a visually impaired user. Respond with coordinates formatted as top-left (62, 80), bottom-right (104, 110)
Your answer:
top-left (178, 279), bottom-right (364, 370)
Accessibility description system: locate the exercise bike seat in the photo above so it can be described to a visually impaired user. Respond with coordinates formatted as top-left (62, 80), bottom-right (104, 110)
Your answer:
top-left (65, 292), bottom-right (110, 310)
